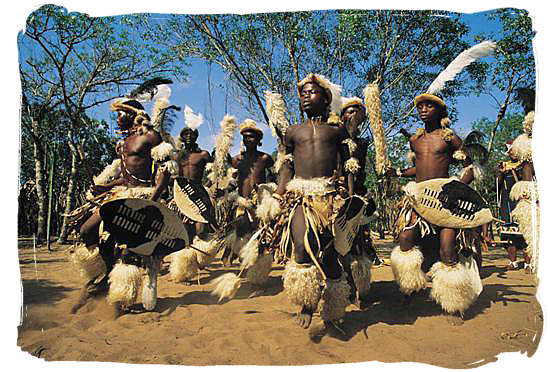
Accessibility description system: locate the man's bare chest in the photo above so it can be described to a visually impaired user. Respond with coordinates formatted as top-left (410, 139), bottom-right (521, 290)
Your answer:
top-left (293, 125), bottom-right (338, 146)
top-left (413, 134), bottom-right (450, 155)
top-left (182, 152), bottom-right (206, 167)
top-left (124, 135), bottom-right (151, 157)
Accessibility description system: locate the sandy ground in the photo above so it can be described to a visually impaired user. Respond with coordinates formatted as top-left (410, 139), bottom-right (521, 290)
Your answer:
top-left (16, 238), bottom-right (543, 368)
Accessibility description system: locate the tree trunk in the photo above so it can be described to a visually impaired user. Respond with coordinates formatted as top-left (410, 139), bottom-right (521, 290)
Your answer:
top-left (31, 121), bottom-right (47, 241)
top-left (487, 82), bottom-right (514, 155)
top-left (57, 143), bottom-right (78, 243)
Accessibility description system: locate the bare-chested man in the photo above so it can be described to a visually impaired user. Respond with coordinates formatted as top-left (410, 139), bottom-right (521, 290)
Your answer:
top-left (276, 74), bottom-right (353, 330)
top-left (221, 119), bottom-right (274, 266)
top-left (178, 126), bottom-right (213, 237)
top-left (71, 98), bottom-right (175, 314)
top-left (339, 99), bottom-right (380, 307)
top-left (387, 94), bottom-right (482, 325)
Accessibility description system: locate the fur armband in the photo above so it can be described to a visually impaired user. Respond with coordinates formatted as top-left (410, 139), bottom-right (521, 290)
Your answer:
top-left (274, 153), bottom-right (294, 174)
top-left (508, 134), bottom-right (532, 163)
top-left (157, 159), bottom-right (179, 176)
top-left (93, 159), bottom-right (122, 186)
top-left (453, 149), bottom-right (467, 161)
top-left (442, 128), bottom-right (454, 142)
top-left (344, 157), bottom-right (361, 174)
top-left (151, 142), bottom-right (177, 163)
top-left (407, 151), bottom-right (416, 165)
top-left (342, 138), bottom-right (358, 156)
top-left (510, 180), bottom-right (537, 202)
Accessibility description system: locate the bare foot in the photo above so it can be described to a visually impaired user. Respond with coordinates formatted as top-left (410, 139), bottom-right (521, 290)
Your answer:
top-left (446, 313), bottom-right (464, 326)
top-left (70, 298), bottom-right (87, 314)
top-left (296, 306), bottom-right (313, 328)
top-left (70, 286), bottom-right (94, 314)
top-left (308, 321), bottom-right (327, 343)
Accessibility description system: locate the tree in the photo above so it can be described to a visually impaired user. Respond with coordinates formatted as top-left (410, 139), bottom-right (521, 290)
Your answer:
top-left (476, 8), bottom-right (536, 154)
top-left (19, 5), bottom-right (189, 242)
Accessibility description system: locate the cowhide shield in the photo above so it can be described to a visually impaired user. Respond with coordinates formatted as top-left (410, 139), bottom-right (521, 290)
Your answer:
top-left (409, 178), bottom-right (493, 229)
top-left (173, 177), bottom-right (217, 228)
top-left (333, 195), bottom-right (374, 256)
top-left (99, 198), bottom-right (189, 256)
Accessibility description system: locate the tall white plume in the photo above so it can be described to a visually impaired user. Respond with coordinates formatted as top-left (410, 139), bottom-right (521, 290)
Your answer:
top-left (427, 41), bottom-right (497, 95)
top-left (184, 104), bottom-right (204, 130)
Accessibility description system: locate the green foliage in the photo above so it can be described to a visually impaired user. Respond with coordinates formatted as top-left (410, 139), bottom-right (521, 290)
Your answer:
top-left (471, 114), bottom-right (523, 213)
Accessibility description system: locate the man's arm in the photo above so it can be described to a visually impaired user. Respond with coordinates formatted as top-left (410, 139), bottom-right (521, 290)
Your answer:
top-left (150, 169), bottom-right (170, 202)
top-left (522, 161), bottom-right (535, 181)
top-left (460, 167), bottom-right (474, 185)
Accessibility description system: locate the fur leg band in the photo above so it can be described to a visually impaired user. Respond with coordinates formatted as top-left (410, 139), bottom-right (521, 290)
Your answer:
top-left (430, 259), bottom-right (481, 315)
top-left (169, 249), bottom-right (199, 282)
top-left (390, 246), bottom-right (427, 295)
top-left (107, 263), bottom-right (142, 307)
top-left (351, 254), bottom-right (373, 300)
top-left (72, 243), bottom-right (107, 282)
top-left (246, 254), bottom-right (274, 285)
top-left (318, 276), bottom-right (351, 322)
top-left (282, 261), bottom-right (322, 310)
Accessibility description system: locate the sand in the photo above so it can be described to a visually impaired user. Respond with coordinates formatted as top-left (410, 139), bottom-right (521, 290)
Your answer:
top-left (16, 238), bottom-right (543, 368)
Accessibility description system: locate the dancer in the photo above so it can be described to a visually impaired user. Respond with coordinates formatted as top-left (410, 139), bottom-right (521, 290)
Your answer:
top-left (387, 94), bottom-right (484, 325)
top-left (275, 73), bottom-right (353, 330)
top-left (69, 79), bottom-right (179, 315)
top-left (339, 97), bottom-right (378, 307)
top-left (221, 119), bottom-right (274, 266)
top-left (168, 106), bottom-right (220, 284)
top-left (508, 89), bottom-right (537, 273)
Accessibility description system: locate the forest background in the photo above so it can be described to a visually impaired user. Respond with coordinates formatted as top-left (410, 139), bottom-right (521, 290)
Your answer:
top-left (15, 3), bottom-right (536, 243)
top-left (5, 1), bottom-right (550, 371)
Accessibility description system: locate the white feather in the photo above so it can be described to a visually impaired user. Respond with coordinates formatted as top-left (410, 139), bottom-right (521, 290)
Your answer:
top-left (184, 104), bottom-right (204, 130)
top-left (427, 41), bottom-right (497, 95)
top-left (155, 84), bottom-right (172, 100)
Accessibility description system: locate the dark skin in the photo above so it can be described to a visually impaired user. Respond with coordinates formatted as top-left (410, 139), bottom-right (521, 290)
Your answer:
top-left (232, 130), bottom-right (274, 199)
top-left (221, 129), bottom-right (274, 266)
top-left (72, 109), bottom-right (170, 314)
top-left (179, 128), bottom-right (213, 238)
top-left (276, 82), bottom-right (351, 328)
top-left (179, 129), bottom-right (213, 182)
top-left (459, 156), bottom-right (488, 268)
top-left (497, 153), bottom-right (535, 269)
top-left (387, 100), bottom-right (465, 324)
top-left (340, 104), bottom-right (379, 306)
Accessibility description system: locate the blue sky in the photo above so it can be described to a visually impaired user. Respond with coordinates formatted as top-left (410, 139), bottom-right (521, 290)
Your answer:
top-left (5, 2), bottom-right (550, 372)
top-left (83, 8), bottom-right (525, 159)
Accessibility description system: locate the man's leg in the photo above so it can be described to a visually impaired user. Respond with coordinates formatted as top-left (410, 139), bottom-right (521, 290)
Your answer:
top-left (284, 206), bottom-right (320, 328)
top-left (430, 228), bottom-right (480, 325)
top-left (506, 243), bottom-right (518, 270)
top-left (390, 221), bottom-right (427, 302)
top-left (71, 213), bottom-right (108, 314)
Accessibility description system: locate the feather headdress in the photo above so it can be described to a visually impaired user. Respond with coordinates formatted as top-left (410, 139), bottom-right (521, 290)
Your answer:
top-left (126, 77), bottom-right (173, 102)
top-left (426, 41), bottom-right (497, 95)
top-left (298, 73), bottom-right (342, 121)
top-left (184, 105), bottom-right (204, 131)
top-left (415, 41), bottom-right (497, 130)
top-left (341, 96), bottom-right (364, 113)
